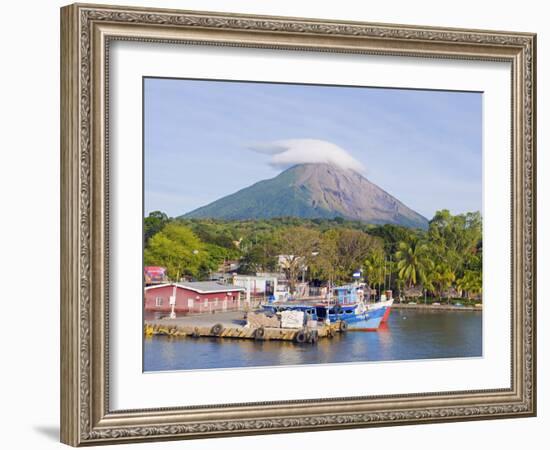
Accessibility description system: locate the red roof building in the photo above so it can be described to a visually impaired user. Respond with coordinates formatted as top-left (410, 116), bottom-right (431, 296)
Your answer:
top-left (144, 282), bottom-right (245, 315)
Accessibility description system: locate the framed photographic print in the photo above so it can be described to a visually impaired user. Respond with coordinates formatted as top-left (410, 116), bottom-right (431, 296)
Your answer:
top-left (60, 3), bottom-right (536, 446)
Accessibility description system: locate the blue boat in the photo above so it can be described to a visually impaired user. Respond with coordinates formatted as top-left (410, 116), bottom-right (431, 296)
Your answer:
top-left (314, 302), bottom-right (392, 331)
top-left (320, 285), bottom-right (392, 330)
top-left (264, 284), bottom-right (393, 331)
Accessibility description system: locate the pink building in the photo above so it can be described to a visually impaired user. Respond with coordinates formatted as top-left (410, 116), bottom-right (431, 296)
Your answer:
top-left (144, 282), bottom-right (245, 315)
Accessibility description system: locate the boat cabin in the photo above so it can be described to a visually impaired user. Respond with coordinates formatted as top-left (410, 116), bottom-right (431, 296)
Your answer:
top-left (332, 285), bottom-right (360, 304)
top-left (315, 304), bottom-right (357, 320)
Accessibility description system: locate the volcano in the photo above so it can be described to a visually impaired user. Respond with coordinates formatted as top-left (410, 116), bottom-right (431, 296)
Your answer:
top-left (182, 163), bottom-right (428, 229)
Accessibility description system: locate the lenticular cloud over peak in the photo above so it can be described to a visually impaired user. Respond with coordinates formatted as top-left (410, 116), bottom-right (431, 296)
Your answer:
top-left (249, 139), bottom-right (365, 173)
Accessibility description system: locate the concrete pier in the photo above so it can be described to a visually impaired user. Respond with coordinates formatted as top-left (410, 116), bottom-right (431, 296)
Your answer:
top-left (144, 310), bottom-right (344, 344)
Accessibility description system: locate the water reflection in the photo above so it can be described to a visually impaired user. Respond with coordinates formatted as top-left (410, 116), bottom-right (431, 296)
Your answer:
top-left (144, 309), bottom-right (482, 372)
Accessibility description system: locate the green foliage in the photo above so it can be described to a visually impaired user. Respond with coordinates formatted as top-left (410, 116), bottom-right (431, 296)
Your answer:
top-left (305, 228), bottom-right (383, 287)
top-left (239, 231), bottom-right (279, 275)
top-left (328, 229), bottom-right (383, 284)
top-left (427, 263), bottom-right (456, 299)
top-left (143, 210), bottom-right (482, 300)
top-left (428, 209), bottom-right (481, 274)
top-left (395, 239), bottom-right (433, 287)
top-left (274, 226), bottom-right (321, 290)
top-left (392, 209), bottom-right (482, 300)
top-left (144, 211), bottom-right (169, 245)
top-left (368, 224), bottom-right (421, 255)
top-left (363, 248), bottom-right (385, 291)
top-left (144, 223), bottom-right (213, 280)
top-left (457, 270), bottom-right (482, 299)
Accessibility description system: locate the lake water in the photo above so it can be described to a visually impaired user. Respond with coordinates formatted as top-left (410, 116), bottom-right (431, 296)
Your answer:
top-left (143, 309), bottom-right (482, 372)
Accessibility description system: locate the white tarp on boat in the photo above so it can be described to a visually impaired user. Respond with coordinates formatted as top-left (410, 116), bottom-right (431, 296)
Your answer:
top-left (280, 310), bottom-right (305, 329)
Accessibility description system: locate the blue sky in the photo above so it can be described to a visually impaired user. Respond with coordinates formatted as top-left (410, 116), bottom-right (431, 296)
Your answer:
top-left (144, 77), bottom-right (482, 219)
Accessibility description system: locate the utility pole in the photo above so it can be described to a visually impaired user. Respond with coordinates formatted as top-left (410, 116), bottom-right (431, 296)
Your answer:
top-left (388, 254), bottom-right (392, 292)
top-left (169, 283), bottom-right (176, 319)
top-left (383, 258), bottom-right (387, 292)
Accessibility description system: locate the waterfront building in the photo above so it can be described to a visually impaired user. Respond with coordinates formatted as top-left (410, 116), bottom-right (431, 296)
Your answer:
top-left (144, 281), bottom-right (245, 314)
top-left (232, 273), bottom-right (292, 302)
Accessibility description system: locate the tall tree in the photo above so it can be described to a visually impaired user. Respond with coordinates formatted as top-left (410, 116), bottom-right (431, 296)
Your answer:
top-left (367, 224), bottom-right (419, 255)
top-left (311, 229), bottom-right (383, 285)
top-left (456, 270), bottom-right (482, 299)
top-left (144, 211), bottom-right (169, 245)
top-left (275, 226), bottom-right (321, 292)
top-left (308, 229), bottom-right (338, 286)
top-left (395, 239), bottom-right (432, 287)
top-left (144, 223), bottom-right (211, 280)
top-left (336, 229), bottom-right (383, 280)
top-left (428, 209), bottom-right (482, 274)
top-left (428, 263), bottom-right (456, 301)
top-left (363, 249), bottom-right (385, 299)
top-left (239, 232), bottom-right (278, 274)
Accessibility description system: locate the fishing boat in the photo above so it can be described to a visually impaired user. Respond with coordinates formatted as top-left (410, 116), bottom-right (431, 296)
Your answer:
top-left (316, 285), bottom-right (393, 331)
top-left (262, 284), bottom-right (393, 331)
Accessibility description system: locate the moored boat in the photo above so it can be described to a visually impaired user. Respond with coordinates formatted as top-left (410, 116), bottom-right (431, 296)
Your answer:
top-left (262, 284), bottom-right (393, 331)
top-left (314, 299), bottom-right (393, 331)
top-left (322, 284), bottom-right (393, 331)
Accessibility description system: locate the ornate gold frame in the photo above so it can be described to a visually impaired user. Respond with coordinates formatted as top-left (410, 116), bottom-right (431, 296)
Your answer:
top-left (60, 3), bottom-right (536, 446)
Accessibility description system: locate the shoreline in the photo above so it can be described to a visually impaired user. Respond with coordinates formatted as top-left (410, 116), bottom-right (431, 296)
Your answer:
top-left (392, 303), bottom-right (482, 311)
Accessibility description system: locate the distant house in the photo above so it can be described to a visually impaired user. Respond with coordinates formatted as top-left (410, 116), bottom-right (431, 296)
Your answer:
top-left (209, 260), bottom-right (242, 283)
top-left (441, 287), bottom-right (460, 299)
top-left (144, 266), bottom-right (168, 285)
top-left (232, 273), bottom-right (292, 302)
top-left (217, 259), bottom-right (241, 274)
top-left (144, 282), bottom-right (245, 314)
top-left (403, 286), bottom-right (424, 299)
top-left (232, 274), bottom-right (274, 295)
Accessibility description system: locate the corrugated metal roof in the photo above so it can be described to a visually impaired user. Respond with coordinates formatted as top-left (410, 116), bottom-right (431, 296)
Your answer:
top-left (175, 281), bottom-right (245, 294)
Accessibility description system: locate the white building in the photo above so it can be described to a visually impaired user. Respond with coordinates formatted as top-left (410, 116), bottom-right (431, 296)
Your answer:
top-left (232, 274), bottom-right (289, 302)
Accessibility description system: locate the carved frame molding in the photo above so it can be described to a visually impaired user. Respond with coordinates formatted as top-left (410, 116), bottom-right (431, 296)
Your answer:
top-left (60, 3), bottom-right (536, 446)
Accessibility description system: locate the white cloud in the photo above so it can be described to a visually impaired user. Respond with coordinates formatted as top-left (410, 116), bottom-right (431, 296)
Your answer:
top-left (248, 139), bottom-right (365, 172)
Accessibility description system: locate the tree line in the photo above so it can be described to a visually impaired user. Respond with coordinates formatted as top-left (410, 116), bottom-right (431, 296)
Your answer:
top-left (144, 210), bottom-right (482, 302)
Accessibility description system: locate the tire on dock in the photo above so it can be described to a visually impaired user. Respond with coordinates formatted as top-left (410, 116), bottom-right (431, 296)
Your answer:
top-left (210, 323), bottom-right (224, 336)
top-left (294, 329), bottom-right (308, 344)
top-left (254, 327), bottom-right (265, 340)
top-left (339, 321), bottom-right (348, 332)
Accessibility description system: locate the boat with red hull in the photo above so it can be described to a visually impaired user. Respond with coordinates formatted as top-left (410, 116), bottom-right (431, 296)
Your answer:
top-left (264, 284), bottom-right (393, 331)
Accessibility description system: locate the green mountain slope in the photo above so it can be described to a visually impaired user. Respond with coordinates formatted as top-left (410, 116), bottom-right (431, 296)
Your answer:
top-left (182, 163), bottom-right (428, 229)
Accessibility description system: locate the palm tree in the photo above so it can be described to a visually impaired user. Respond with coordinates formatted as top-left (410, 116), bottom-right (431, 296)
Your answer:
top-left (456, 270), bottom-right (482, 300)
top-left (364, 250), bottom-right (385, 300)
top-left (395, 239), bottom-right (432, 289)
top-left (430, 264), bottom-right (456, 302)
